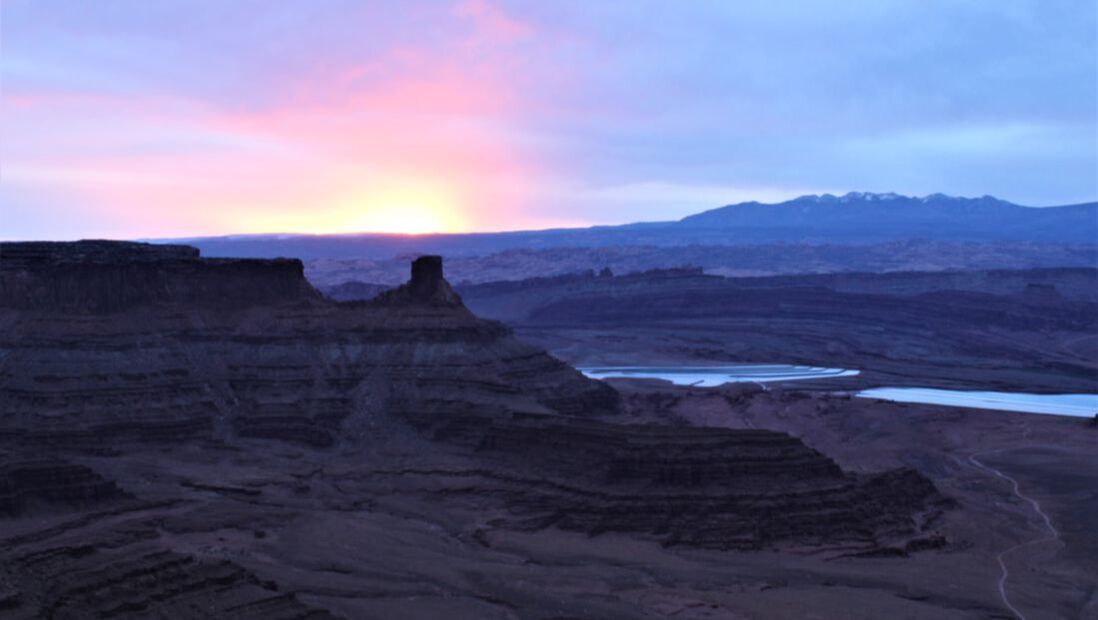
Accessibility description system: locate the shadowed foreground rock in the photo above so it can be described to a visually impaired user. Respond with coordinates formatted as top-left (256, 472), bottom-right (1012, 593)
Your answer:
top-left (403, 411), bottom-right (952, 552)
top-left (0, 241), bottom-right (953, 618)
top-left (0, 244), bottom-right (618, 449)
top-left (0, 454), bottom-right (129, 517)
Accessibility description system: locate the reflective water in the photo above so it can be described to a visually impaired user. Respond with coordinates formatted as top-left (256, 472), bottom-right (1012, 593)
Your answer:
top-left (856, 388), bottom-right (1098, 418)
top-left (579, 364), bottom-right (1097, 418)
top-left (579, 364), bottom-right (859, 387)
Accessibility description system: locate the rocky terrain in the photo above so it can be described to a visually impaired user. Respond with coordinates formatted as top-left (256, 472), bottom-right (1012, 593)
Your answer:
top-left (445, 267), bottom-right (1098, 394)
top-left (0, 241), bottom-right (970, 618)
top-left (158, 193), bottom-right (1096, 288)
top-left (0, 242), bottom-right (616, 450)
top-left (318, 265), bottom-right (1097, 393)
top-left (302, 241), bottom-right (1098, 287)
top-left (607, 380), bottom-right (1098, 619)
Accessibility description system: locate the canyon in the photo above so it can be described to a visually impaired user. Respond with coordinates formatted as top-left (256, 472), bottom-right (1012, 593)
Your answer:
top-left (0, 241), bottom-right (970, 619)
top-left (322, 265), bottom-right (1098, 394)
top-left (304, 242), bottom-right (1098, 288)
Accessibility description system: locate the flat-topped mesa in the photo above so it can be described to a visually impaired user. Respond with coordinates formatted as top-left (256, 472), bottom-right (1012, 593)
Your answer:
top-left (0, 241), bottom-right (621, 449)
top-left (0, 240), bottom-right (319, 313)
top-left (0, 240), bottom-right (199, 264)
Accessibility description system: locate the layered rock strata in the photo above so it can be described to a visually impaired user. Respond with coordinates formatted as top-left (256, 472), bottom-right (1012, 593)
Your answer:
top-left (0, 241), bottom-right (957, 617)
top-left (396, 410), bottom-right (951, 552)
top-left (0, 455), bottom-right (129, 517)
top-left (0, 241), bottom-right (618, 449)
top-left (3, 544), bottom-right (337, 619)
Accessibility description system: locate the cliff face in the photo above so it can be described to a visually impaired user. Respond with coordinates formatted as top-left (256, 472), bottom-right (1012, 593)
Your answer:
top-left (0, 240), bottom-right (319, 313)
top-left (0, 242), bottom-right (955, 618)
top-left (403, 410), bottom-right (951, 551)
top-left (0, 454), bottom-right (129, 517)
top-left (0, 242), bottom-right (619, 449)
top-left (455, 265), bottom-right (1098, 392)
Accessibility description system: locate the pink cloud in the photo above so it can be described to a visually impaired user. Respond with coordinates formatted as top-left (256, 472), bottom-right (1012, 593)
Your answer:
top-left (1, 2), bottom-right (582, 238)
top-left (3, 43), bottom-right (555, 237)
top-left (454, 0), bottom-right (532, 44)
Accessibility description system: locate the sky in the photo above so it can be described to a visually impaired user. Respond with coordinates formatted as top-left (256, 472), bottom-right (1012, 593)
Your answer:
top-left (2, 0), bottom-right (1096, 239)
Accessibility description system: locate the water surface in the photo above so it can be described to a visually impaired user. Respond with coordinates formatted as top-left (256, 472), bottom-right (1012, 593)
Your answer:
top-left (580, 364), bottom-right (859, 387)
top-left (857, 388), bottom-right (1098, 418)
top-left (580, 364), bottom-right (1097, 418)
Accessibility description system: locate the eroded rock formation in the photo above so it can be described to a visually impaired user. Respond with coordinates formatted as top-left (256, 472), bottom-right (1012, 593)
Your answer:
top-left (0, 241), bottom-right (954, 618)
top-left (0, 243), bottom-right (618, 449)
top-left (398, 410), bottom-right (951, 552)
top-left (0, 455), bottom-right (129, 517)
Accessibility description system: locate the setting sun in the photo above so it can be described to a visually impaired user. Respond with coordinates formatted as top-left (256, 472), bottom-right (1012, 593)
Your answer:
top-left (241, 180), bottom-right (471, 236)
top-left (343, 183), bottom-right (467, 234)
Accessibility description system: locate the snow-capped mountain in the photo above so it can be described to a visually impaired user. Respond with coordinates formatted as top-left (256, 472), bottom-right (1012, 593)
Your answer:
top-left (676, 192), bottom-right (1095, 243)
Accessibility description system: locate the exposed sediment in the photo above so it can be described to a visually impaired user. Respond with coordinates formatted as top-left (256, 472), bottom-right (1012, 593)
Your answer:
top-left (398, 410), bottom-right (951, 551)
top-left (0, 455), bottom-right (129, 517)
top-left (0, 241), bottom-right (955, 618)
top-left (0, 242), bottom-right (617, 449)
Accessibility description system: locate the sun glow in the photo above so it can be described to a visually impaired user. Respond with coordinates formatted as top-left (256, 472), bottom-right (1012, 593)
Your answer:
top-left (342, 183), bottom-right (468, 234)
top-left (246, 181), bottom-right (470, 236)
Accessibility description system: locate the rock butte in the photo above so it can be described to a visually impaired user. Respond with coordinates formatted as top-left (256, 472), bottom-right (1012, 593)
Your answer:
top-left (0, 241), bottom-right (618, 448)
top-left (0, 241), bottom-right (951, 618)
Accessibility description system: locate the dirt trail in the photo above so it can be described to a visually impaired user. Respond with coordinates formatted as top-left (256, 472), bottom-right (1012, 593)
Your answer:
top-left (968, 451), bottom-right (1063, 620)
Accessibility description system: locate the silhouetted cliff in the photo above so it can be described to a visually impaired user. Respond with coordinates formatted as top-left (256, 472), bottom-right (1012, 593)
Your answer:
top-left (0, 240), bottom-right (318, 312)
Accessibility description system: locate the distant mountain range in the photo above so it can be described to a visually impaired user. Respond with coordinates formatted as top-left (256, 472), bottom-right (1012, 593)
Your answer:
top-left (676, 192), bottom-right (1097, 242)
top-left (167, 192), bottom-right (1098, 259)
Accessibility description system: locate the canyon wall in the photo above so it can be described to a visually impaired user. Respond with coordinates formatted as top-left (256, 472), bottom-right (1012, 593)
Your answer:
top-left (0, 242), bottom-right (618, 450)
top-left (0, 241), bottom-right (955, 617)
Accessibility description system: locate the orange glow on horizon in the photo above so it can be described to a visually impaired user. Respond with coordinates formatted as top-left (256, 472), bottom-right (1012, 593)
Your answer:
top-left (319, 182), bottom-right (469, 235)
top-left (216, 178), bottom-right (471, 236)
top-left (1, 0), bottom-right (559, 239)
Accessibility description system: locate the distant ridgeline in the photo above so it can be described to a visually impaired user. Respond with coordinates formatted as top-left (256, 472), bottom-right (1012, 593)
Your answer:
top-left (675, 192), bottom-right (1098, 242)
top-left (163, 192), bottom-right (1098, 260)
